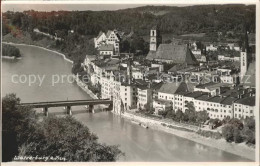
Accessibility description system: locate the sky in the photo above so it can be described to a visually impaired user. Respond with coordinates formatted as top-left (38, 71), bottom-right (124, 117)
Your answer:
top-left (2, 4), bottom-right (191, 12)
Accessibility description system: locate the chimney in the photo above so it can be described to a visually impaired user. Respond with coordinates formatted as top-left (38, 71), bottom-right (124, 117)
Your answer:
top-left (148, 83), bottom-right (151, 89)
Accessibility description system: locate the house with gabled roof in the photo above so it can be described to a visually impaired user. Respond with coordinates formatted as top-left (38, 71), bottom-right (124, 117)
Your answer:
top-left (94, 31), bottom-right (106, 48)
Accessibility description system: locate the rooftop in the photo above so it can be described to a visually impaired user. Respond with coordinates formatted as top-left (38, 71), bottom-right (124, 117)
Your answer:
top-left (98, 44), bottom-right (114, 51)
top-left (184, 91), bottom-right (206, 98)
top-left (146, 44), bottom-right (198, 65)
top-left (234, 96), bottom-right (255, 106)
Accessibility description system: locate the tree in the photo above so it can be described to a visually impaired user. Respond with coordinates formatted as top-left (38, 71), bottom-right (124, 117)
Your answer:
top-left (222, 118), bottom-right (245, 143)
top-left (242, 117), bottom-right (255, 144)
top-left (2, 94), bottom-right (37, 161)
top-left (165, 109), bottom-right (175, 119)
top-left (196, 110), bottom-right (209, 124)
top-left (222, 124), bottom-right (234, 142)
top-left (2, 44), bottom-right (21, 58)
top-left (2, 94), bottom-right (124, 161)
top-left (20, 116), bottom-right (123, 161)
top-left (184, 102), bottom-right (197, 123)
top-left (174, 109), bottom-right (184, 122)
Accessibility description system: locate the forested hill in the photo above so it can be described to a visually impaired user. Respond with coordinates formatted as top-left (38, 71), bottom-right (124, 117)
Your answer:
top-left (3, 4), bottom-right (255, 37)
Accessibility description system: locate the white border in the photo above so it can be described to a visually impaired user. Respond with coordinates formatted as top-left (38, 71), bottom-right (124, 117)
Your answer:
top-left (1, 0), bottom-right (259, 166)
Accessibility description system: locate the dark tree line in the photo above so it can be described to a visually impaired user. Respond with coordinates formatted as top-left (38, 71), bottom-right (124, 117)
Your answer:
top-left (2, 4), bottom-right (255, 37)
top-left (2, 44), bottom-right (21, 58)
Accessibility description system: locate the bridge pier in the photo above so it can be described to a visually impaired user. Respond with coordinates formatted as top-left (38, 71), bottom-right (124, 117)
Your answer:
top-left (89, 105), bottom-right (94, 113)
top-left (108, 103), bottom-right (113, 111)
top-left (66, 106), bottom-right (72, 116)
top-left (43, 107), bottom-right (48, 116)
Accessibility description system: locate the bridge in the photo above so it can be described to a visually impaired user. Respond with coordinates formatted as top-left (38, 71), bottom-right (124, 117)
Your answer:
top-left (18, 99), bottom-right (113, 116)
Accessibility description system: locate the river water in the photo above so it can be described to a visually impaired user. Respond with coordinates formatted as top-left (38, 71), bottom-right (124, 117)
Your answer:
top-left (2, 44), bottom-right (251, 162)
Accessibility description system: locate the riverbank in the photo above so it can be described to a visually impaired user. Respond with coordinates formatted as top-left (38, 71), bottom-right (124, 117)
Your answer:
top-left (120, 111), bottom-right (255, 161)
top-left (2, 56), bottom-right (17, 60)
top-left (2, 42), bottom-right (73, 64)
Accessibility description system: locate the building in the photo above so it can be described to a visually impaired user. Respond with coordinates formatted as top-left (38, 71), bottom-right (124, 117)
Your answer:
top-left (98, 44), bottom-right (114, 56)
top-left (105, 30), bottom-right (120, 53)
top-left (94, 31), bottom-right (106, 48)
top-left (149, 26), bottom-right (162, 51)
top-left (146, 27), bottom-right (197, 65)
top-left (233, 96), bottom-right (255, 119)
top-left (240, 49), bottom-right (248, 80)
top-left (153, 99), bottom-right (172, 115)
top-left (137, 83), bottom-right (153, 110)
top-left (157, 82), bottom-right (190, 111)
top-left (94, 30), bottom-right (121, 55)
top-left (218, 55), bottom-right (240, 62)
top-left (206, 44), bottom-right (218, 51)
top-left (147, 43), bottom-right (198, 65)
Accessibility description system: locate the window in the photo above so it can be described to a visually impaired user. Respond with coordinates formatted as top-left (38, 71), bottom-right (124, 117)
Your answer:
top-left (250, 110), bottom-right (253, 113)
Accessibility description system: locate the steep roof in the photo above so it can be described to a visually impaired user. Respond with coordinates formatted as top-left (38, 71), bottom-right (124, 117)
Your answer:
top-left (158, 82), bottom-right (189, 95)
top-left (235, 96), bottom-right (255, 106)
top-left (106, 30), bottom-right (112, 38)
top-left (98, 44), bottom-right (114, 51)
top-left (97, 31), bottom-right (105, 39)
top-left (146, 44), bottom-right (198, 65)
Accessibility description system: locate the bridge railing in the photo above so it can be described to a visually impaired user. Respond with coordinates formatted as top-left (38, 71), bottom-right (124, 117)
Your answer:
top-left (19, 98), bottom-right (111, 106)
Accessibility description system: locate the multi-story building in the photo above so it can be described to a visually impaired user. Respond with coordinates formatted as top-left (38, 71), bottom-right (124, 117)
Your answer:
top-left (94, 30), bottom-right (121, 55)
top-left (233, 96), bottom-right (255, 119)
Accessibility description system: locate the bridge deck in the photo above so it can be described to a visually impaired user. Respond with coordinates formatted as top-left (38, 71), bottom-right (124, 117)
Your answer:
top-left (19, 99), bottom-right (112, 108)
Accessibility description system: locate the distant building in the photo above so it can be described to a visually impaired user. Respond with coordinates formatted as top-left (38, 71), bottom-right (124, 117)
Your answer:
top-left (218, 55), bottom-right (240, 62)
top-left (206, 44), bottom-right (218, 51)
top-left (147, 43), bottom-right (198, 65)
top-left (94, 31), bottom-right (106, 48)
top-left (233, 96), bottom-right (255, 119)
top-left (94, 30), bottom-right (121, 55)
top-left (146, 27), bottom-right (197, 65)
top-left (98, 44), bottom-right (114, 56)
top-left (240, 49), bottom-right (248, 81)
top-left (149, 26), bottom-right (162, 51)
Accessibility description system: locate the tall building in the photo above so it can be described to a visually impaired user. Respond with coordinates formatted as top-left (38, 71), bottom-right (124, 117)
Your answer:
top-left (240, 50), bottom-right (247, 80)
top-left (240, 30), bottom-right (249, 80)
top-left (149, 26), bottom-right (161, 51)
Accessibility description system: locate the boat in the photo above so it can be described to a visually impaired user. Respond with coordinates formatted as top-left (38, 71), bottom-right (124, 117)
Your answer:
top-left (131, 120), bottom-right (140, 125)
top-left (140, 123), bottom-right (148, 129)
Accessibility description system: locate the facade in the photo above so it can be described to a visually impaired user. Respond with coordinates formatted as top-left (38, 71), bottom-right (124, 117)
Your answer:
top-left (149, 26), bottom-right (161, 51)
top-left (99, 44), bottom-right (114, 56)
top-left (240, 50), bottom-right (248, 80)
top-left (206, 44), bottom-right (218, 51)
top-left (94, 30), bottom-right (120, 55)
top-left (137, 85), bottom-right (153, 110)
top-left (218, 55), bottom-right (240, 61)
top-left (94, 31), bottom-right (106, 48)
top-left (233, 96), bottom-right (255, 119)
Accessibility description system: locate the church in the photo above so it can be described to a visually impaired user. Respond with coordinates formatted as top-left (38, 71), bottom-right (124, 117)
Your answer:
top-left (146, 26), bottom-right (198, 65)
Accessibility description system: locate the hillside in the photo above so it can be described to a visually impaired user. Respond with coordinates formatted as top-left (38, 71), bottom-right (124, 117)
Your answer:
top-left (3, 4), bottom-right (256, 37)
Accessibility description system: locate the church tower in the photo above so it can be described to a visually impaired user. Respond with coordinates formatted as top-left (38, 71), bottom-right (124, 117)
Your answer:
top-left (127, 59), bottom-right (132, 84)
top-left (240, 30), bottom-right (249, 80)
top-left (150, 26), bottom-right (161, 51)
top-left (240, 50), bottom-right (247, 80)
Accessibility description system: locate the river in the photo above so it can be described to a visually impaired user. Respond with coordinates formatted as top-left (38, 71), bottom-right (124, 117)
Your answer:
top-left (2, 44), bottom-right (251, 162)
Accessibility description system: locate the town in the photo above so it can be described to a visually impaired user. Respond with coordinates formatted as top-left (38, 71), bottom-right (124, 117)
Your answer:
top-left (2, 4), bottom-right (257, 162)
top-left (74, 26), bottom-right (256, 129)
